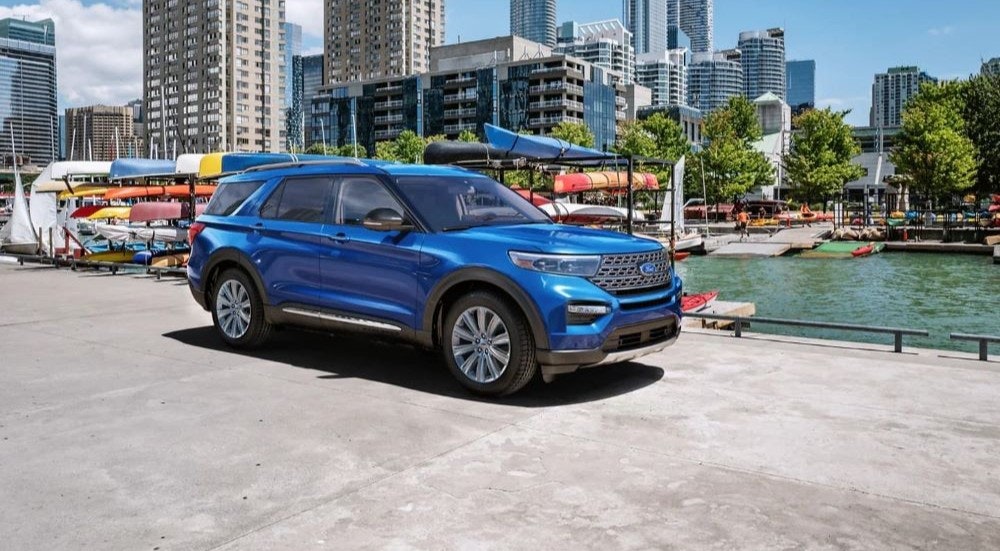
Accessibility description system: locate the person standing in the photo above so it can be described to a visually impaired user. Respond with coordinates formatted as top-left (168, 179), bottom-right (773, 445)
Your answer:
top-left (736, 210), bottom-right (750, 240)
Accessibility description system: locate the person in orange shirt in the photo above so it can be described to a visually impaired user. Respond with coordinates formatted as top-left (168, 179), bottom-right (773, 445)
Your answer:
top-left (736, 210), bottom-right (750, 240)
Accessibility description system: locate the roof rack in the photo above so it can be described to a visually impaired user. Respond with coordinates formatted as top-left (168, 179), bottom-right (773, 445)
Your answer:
top-left (241, 158), bottom-right (367, 174)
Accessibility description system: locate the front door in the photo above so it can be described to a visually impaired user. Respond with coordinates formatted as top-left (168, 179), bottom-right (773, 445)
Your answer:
top-left (318, 176), bottom-right (423, 330)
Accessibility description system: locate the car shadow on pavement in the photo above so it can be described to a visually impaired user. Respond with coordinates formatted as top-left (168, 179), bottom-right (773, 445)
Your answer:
top-left (164, 326), bottom-right (664, 407)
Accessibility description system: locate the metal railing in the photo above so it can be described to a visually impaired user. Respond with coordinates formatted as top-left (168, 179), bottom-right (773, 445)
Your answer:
top-left (950, 333), bottom-right (1000, 361)
top-left (685, 312), bottom-right (929, 353)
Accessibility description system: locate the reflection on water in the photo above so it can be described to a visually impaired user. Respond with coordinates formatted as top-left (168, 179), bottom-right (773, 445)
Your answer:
top-left (676, 252), bottom-right (1000, 352)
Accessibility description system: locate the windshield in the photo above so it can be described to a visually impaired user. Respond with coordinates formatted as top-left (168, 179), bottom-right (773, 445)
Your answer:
top-left (394, 175), bottom-right (551, 232)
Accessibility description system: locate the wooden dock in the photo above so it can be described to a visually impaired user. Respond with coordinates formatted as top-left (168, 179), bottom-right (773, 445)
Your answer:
top-left (683, 300), bottom-right (756, 329)
top-left (883, 241), bottom-right (995, 255)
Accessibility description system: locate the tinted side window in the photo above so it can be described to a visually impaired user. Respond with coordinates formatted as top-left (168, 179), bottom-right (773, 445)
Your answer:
top-left (259, 177), bottom-right (333, 223)
top-left (204, 181), bottom-right (264, 216)
top-left (335, 177), bottom-right (403, 225)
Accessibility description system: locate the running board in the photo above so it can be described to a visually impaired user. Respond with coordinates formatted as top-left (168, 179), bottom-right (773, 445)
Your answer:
top-left (281, 307), bottom-right (402, 332)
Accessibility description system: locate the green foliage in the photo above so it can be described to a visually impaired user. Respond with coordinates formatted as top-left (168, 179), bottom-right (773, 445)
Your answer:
top-left (548, 121), bottom-right (595, 148)
top-left (457, 129), bottom-right (480, 143)
top-left (394, 130), bottom-right (426, 163)
top-left (684, 97), bottom-right (772, 203)
top-left (614, 121), bottom-right (656, 157)
top-left (705, 96), bottom-right (762, 143)
top-left (962, 73), bottom-right (1000, 195)
top-left (890, 81), bottom-right (977, 203)
top-left (374, 141), bottom-right (399, 161)
top-left (615, 113), bottom-right (690, 162)
top-left (785, 108), bottom-right (864, 203)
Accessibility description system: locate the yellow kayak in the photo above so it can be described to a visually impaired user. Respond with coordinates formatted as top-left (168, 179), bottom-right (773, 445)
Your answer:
top-left (80, 250), bottom-right (135, 263)
top-left (59, 186), bottom-right (109, 199)
top-left (87, 206), bottom-right (132, 220)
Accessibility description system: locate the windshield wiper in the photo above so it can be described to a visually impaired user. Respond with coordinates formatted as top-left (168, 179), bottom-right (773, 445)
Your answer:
top-left (441, 224), bottom-right (475, 232)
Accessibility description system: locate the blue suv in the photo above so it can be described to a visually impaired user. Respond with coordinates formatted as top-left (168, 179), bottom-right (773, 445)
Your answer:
top-left (188, 160), bottom-right (682, 396)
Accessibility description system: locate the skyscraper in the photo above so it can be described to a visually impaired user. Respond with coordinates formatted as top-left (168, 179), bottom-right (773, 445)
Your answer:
top-left (982, 57), bottom-right (1000, 76)
top-left (870, 66), bottom-right (936, 128)
top-left (738, 28), bottom-right (785, 101)
top-left (687, 49), bottom-right (743, 114)
top-left (64, 105), bottom-right (137, 161)
top-left (786, 59), bottom-right (815, 114)
top-left (0, 18), bottom-right (57, 166)
top-left (624, 0), bottom-right (667, 55)
top-left (678, 0), bottom-right (713, 54)
top-left (324, 0), bottom-right (445, 84)
top-left (144, 0), bottom-right (285, 154)
top-left (511, 0), bottom-right (556, 47)
top-left (556, 19), bottom-right (635, 84)
top-left (636, 49), bottom-right (688, 107)
top-left (283, 22), bottom-right (302, 151)
top-left (299, 54), bottom-right (324, 148)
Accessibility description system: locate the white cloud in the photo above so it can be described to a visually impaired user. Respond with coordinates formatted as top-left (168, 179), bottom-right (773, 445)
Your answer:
top-left (927, 25), bottom-right (955, 36)
top-left (285, 0), bottom-right (323, 42)
top-left (0, 0), bottom-right (142, 109)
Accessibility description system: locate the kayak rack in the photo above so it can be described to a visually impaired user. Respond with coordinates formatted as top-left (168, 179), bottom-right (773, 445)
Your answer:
top-left (950, 333), bottom-right (1000, 361)
top-left (685, 313), bottom-right (929, 354)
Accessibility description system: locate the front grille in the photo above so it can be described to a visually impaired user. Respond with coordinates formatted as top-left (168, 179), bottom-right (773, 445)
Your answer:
top-left (603, 318), bottom-right (678, 352)
top-left (589, 249), bottom-right (671, 293)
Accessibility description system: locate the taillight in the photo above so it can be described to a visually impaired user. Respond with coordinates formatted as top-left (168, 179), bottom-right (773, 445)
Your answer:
top-left (187, 222), bottom-right (206, 246)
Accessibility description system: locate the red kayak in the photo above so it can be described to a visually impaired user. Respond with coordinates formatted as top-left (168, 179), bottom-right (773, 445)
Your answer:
top-left (681, 291), bottom-right (719, 313)
top-left (851, 242), bottom-right (883, 257)
top-left (672, 251), bottom-right (690, 261)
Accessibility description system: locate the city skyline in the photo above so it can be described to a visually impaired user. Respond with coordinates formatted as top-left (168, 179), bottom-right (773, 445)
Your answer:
top-left (0, 0), bottom-right (998, 127)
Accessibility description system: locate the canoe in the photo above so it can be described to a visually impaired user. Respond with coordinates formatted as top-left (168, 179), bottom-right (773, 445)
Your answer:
top-left (70, 205), bottom-right (107, 219)
top-left (851, 242), bottom-right (885, 257)
top-left (485, 123), bottom-right (615, 163)
top-left (129, 202), bottom-right (207, 223)
top-left (513, 188), bottom-right (552, 206)
top-left (553, 172), bottom-right (658, 194)
top-left (104, 186), bottom-right (166, 200)
top-left (672, 251), bottom-right (690, 261)
top-left (150, 252), bottom-right (190, 268)
top-left (59, 186), bottom-right (109, 199)
top-left (87, 206), bottom-right (132, 220)
top-left (163, 184), bottom-right (216, 197)
top-left (80, 250), bottom-right (136, 263)
top-left (681, 291), bottom-right (718, 313)
top-left (423, 140), bottom-right (516, 165)
top-left (94, 222), bottom-right (187, 243)
top-left (109, 158), bottom-right (176, 181)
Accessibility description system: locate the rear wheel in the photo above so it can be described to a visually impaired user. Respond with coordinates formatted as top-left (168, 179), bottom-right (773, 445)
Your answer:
top-left (442, 291), bottom-right (536, 396)
top-left (211, 268), bottom-right (272, 348)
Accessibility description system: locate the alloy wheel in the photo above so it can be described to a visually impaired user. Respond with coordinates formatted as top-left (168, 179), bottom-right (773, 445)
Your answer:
top-left (450, 306), bottom-right (511, 384)
top-left (216, 279), bottom-right (252, 339)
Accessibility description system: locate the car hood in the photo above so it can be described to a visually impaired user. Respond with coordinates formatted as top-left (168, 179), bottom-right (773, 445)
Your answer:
top-left (443, 223), bottom-right (664, 255)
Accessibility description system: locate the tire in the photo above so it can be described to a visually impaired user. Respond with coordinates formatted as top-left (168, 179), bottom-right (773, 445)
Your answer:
top-left (210, 268), bottom-right (272, 348)
top-left (442, 291), bottom-right (537, 396)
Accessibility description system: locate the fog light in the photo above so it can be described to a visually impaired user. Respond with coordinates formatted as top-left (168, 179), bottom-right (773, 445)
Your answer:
top-left (567, 303), bottom-right (610, 325)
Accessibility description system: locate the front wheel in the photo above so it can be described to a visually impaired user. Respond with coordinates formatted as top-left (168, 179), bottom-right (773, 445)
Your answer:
top-left (442, 291), bottom-right (536, 396)
top-left (211, 268), bottom-right (272, 348)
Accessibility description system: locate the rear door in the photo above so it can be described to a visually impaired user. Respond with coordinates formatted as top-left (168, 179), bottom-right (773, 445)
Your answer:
top-left (318, 176), bottom-right (423, 330)
top-left (250, 176), bottom-right (334, 307)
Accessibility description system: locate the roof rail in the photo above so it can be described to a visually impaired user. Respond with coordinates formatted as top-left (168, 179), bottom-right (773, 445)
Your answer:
top-left (241, 158), bottom-right (367, 174)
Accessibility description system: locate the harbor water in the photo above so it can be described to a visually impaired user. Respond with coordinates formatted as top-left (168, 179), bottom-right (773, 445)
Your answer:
top-left (676, 251), bottom-right (1000, 353)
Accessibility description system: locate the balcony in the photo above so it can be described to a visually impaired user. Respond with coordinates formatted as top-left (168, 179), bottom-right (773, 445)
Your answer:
top-left (374, 99), bottom-right (404, 109)
top-left (442, 75), bottom-right (476, 87)
top-left (444, 107), bottom-right (477, 119)
top-left (444, 122), bottom-right (477, 134)
top-left (530, 65), bottom-right (584, 78)
top-left (373, 83), bottom-right (403, 95)
top-left (529, 82), bottom-right (584, 95)
top-left (529, 99), bottom-right (584, 111)
top-left (443, 91), bottom-right (478, 104)
top-left (374, 127), bottom-right (403, 140)
top-left (528, 115), bottom-right (581, 128)
top-left (615, 111), bottom-right (626, 120)
top-left (615, 95), bottom-right (627, 106)
top-left (374, 114), bottom-right (404, 125)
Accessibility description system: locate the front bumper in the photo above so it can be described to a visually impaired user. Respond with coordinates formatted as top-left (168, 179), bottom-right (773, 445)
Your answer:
top-left (535, 315), bottom-right (681, 378)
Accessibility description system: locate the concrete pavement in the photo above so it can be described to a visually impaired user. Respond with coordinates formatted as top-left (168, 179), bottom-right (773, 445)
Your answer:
top-left (1, 263), bottom-right (999, 550)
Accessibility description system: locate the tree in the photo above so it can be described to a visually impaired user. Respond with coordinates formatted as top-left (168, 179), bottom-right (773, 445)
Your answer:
top-left (303, 143), bottom-right (367, 157)
top-left (457, 128), bottom-right (480, 143)
top-left (785, 108), bottom-right (864, 204)
top-left (374, 141), bottom-right (399, 162)
top-left (548, 121), bottom-right (595, 148)
top-left (393, 130), bottom-right (426, 163)
top-left (684, 97), bottom-right (773, 204)
top-left (641, 112), bottom-right (691, 161)
top-left (613, 121), bottom-right (656, 158)
top-left (890, 81), bottom-right (977, 205)
top-left (962, 73), bottom-right (1000, 196)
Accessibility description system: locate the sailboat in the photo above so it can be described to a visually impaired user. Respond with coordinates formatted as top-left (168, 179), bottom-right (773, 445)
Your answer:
top-left (0, 158), bottom-right (39, 254)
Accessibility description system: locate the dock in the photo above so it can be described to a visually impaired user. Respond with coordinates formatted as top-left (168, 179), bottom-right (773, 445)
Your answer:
top-left (884, 241), bottom-right (995, 255)
top-left (682, 300), bottom-right (756, 329)
top-left (710, 224), bottom-right (830, 257)
top-left (3, 263), bottom-right (1000, 549)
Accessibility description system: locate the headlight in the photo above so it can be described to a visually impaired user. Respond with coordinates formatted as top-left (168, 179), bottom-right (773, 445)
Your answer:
top-left (508, 251), bottom-right (602, 276)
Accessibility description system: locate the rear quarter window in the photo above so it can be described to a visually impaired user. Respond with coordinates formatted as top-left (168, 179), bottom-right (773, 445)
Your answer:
top-left (204, 181), bottom-right (265, 216)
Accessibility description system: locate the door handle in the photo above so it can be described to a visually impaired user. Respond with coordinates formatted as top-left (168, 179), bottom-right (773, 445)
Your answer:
top-left (328, 232), bottom-right (350, 244)
top-left (251, 222), bottom-right (264, 234)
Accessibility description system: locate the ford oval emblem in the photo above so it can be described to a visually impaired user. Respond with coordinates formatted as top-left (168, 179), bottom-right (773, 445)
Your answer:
top-left (639, 262), bottom-right (657, 276)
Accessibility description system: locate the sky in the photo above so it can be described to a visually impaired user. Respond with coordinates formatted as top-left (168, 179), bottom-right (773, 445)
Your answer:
top-left (1, 0), bottom-right (998, 126)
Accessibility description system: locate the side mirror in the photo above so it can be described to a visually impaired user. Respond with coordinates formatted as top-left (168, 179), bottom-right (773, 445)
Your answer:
top-left (362, 207), bottom-right (413, 232)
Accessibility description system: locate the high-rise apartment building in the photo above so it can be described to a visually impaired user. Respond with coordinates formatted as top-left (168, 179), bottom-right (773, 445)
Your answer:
top-left (283, 22), bottom-right (302, 150)
top-left (738, 28), bottom-right (785, 101)
top-left (0, 18), bottom-right (57, 166)
top-left (556, 19), bottom-right (635, 85)
top-left (64, 105), bottom-right (140, 161)
top-left (786, 59), bottom-right (815, 115)
top-left (324, 0), bottom-right (445, 84)
top-left (299, 54), bottom-right (324, 148)
top-left (678, 0), bottom-right (712, 53)
top-left (636, 49), bottom-right (688, 107)
top-left (511, 0), bottom-right (556, 47)
top-left (623, 0), bottom-right (667, 55)
top-left (870, 66), bottom-right (936, 128)
top-left (144, 0), bottom-right (285, 154)
top-left (687, 49), bottom-right (742, 114)
top-left (982, 57), bottom-right (1000, 76)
